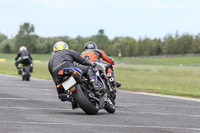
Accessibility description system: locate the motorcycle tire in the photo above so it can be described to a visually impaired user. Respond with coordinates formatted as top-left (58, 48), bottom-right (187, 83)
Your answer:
top-left (104, 97), bottom-right (115, 113)
top-left (25, 67), bottom-right (30, 81)
top-left (72, 84), bottom-right (99, 115)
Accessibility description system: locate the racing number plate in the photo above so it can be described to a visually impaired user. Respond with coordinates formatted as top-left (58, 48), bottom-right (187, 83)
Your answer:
top-left (62, 76), bottom-right (76, 91)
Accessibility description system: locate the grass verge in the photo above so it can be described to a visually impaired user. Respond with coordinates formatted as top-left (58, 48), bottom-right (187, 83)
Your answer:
top-left (115, 64), bottom-right (200, 98)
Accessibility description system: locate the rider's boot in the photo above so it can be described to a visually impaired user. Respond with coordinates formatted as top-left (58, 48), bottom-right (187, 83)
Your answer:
top-left (114, 81), bottom-right (121, 88)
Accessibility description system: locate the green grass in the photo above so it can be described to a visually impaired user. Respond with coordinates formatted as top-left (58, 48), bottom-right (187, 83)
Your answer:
top-left (115, 65), bottom-right (200, 98)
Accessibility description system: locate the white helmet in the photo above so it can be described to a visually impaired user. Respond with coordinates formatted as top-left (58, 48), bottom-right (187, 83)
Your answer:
top-left (19, 46), bottom-right (27, 51)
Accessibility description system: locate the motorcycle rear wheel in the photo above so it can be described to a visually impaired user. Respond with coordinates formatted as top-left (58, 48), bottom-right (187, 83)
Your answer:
top-left (25, 67), bottom-right (30, 81)
top-left (72, 84), bottom-right (99, 115)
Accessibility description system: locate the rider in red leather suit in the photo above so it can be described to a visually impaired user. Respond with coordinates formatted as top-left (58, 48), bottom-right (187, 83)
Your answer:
top-left (81, 41), bottom-right (121, 88)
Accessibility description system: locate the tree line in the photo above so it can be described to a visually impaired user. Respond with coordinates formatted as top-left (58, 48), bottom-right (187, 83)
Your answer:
top-left (0, 22), bottom-right (200, 57)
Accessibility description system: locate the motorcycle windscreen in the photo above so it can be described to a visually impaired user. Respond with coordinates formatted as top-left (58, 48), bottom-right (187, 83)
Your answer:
top-left (62, 76), bottom-right (76, 91)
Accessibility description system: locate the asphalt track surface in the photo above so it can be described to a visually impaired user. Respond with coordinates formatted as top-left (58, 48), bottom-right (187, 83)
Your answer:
top-left (0, 74), bottom-right (200, 133)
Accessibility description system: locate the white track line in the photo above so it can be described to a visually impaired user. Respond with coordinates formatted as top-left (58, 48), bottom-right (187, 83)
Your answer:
top-left (121, 103), bottom-right (200, 108)
top-left (119, 90), bottom-right (200, 102)
top-left (138, 112), bottom-right (200, 117)
top-left (0, 121), bottom-right (199, 131)
top-left (117, 111), bottom-right (200, 117)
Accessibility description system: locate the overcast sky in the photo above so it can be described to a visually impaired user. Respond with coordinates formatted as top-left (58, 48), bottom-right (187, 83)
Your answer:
top-left (0, 0), bottom-right (200, 39)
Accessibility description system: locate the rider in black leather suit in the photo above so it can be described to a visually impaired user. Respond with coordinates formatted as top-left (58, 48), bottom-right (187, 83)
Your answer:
top-left (48, 41), bottom-right (101, 101)
top-left (15, 46), bottom-right (33, 74)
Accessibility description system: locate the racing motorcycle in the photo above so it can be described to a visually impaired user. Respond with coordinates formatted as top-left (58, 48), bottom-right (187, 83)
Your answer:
top-left (55, 63), bottom-right (116, 115)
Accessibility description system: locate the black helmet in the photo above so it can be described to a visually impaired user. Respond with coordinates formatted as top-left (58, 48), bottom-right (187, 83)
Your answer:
top-left (84, 41), bottom-right (97, 50)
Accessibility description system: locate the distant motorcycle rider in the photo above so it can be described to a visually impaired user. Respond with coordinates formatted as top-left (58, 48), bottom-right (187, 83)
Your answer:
top-left (48, 41), bottom-right (101, 101)
top-left (81, 41), bottom-right (121, 88)
top-left (15, 46), bottom-right (33, 74)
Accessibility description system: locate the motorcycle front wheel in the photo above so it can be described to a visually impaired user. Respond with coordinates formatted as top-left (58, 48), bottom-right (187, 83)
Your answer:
top-left (104, 97), bottom-right (115, 113)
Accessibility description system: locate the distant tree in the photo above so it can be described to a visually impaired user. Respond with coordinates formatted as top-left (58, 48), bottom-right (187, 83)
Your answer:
top-left (150, 39), bottom-right (162, 55)
top-left (112, 37), bottom-right (136, 56)
top-left (134, 38), bottom-right (143, 56)
top-left (0, 33), bottom-right (7, 43)
top-left (162, 34), bottom-right (176, 55)
top-left (190, 34), bottom-right (200, 53)
top-left (0, 39), bottom-right (15, 53)
top-left (15, 22), bottom-right (38, 53)
top-left (98, 29), bottom-right (104, 36)
top-left (141, 38), bottom-right (154, 56)
top-left (88, 29), bottom-right (111, 54)
top-left (176, 34), bottom-right (193, 54)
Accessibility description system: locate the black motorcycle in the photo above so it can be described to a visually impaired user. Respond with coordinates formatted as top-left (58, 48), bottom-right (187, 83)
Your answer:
top-left (55, 63), bottom-right (115, 115)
